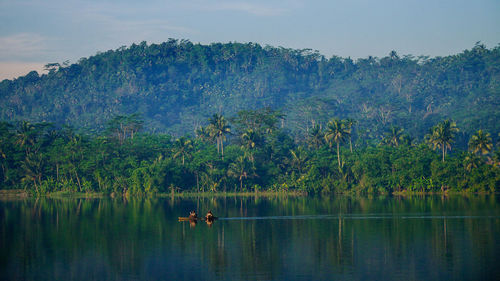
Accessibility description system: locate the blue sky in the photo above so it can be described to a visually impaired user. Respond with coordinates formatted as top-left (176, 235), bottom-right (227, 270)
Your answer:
top-left (1, 0), bottom-right (499, 80)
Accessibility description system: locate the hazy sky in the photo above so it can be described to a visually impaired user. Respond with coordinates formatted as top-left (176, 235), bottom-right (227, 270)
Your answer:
top-left (1, 0), bottom-right (499, 80)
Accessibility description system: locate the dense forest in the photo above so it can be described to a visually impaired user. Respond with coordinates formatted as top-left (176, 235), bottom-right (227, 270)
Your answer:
top-left (0, 109), bottom-right (498, 195)
top-left (0, 40), bottom-right (499, 149)
top-left (0, 40), bottom-right (498, 195)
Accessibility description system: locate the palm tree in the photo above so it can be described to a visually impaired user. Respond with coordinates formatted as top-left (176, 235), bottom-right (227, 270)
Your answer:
top-left (241, 129), bottom-right (260, 149)
top-left (426, 120), bottom-right (459, 162)
top-left (66, 135), bottom-right (85, 191)
top-left (345, 119), bottom-right (357, 152)
top-left (308, 124), bottom-right (324, 149)
top-left (208, 114), bottom-right (231, 159)
top-left (324, 118), bottom-right (349, 169)
top-left (382, 126), bottom-right (405, 147)
top-left (464, 153), bottom-right (481, 172)
top-left (240, 129), bottom-right (262, 162)
top-left (15, 122), bottom-right (52, 157)
top-left (289, 146), bottom-right (308, 174)
top-left (400, 134), bottom-right (414, 147)
top-left (15, 121), bottom-right (36, 156)
top-left (492, 149), bottom-right (500, 167)
top-left (195, 126), bottom-right (212, 143)
top-left (227, 156), bottom-right (253, 192)
top-left (468, 130), bottom-right (492, 156)
top-left (21, 153), bottom-right (44, 193)
top-left (173, 137), bottom-right (193, 166)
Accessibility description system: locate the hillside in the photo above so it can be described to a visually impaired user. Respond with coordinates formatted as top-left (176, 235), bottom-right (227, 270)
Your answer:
top-left (0, 40), bottom-right (499, 147)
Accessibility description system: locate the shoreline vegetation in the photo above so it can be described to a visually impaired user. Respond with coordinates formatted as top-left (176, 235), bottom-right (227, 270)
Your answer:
top-left (0, 111), bottom-right (498, 197)
top-left (0, 189), bottom-right (308, 199)
top-left (0, 189), bottom-right (497, 201)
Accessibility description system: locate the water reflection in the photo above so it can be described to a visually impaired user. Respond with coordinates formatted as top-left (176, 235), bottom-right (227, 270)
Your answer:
top-left (189, 219), bottom-right (197, 228)
top-left (0, 195), bottom-right (499, 280)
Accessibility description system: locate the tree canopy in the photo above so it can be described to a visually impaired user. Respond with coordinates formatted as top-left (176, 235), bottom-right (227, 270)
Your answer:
top-left (0, 40), bottom-right (498, 149)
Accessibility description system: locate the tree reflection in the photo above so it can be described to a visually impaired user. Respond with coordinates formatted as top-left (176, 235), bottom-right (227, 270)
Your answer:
top-left (0, 195), bottom-right (499, 280)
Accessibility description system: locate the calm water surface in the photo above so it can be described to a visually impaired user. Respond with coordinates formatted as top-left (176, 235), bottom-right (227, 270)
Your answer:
top-left (1, 195), bottom-right (499, 280)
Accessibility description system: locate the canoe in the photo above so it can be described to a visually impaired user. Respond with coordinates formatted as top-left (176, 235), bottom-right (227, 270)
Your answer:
top-left (178, 217), bottom-right (200, 221)
top-left (178, 217), bottom-right (218, 221)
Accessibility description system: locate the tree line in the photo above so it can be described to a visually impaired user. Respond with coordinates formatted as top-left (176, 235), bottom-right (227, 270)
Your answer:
top-left (0, 109), bottom-right (498, 195)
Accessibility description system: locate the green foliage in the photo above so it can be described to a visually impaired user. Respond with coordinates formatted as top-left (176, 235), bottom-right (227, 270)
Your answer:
top-left (0, 41), bottom-right (498, 148)
top-left (0, 111), bottom-right (497, 195)
top-left (425, 120), bottom-right (459, 162)
top-left (469, 129), bottom-right (493, 156)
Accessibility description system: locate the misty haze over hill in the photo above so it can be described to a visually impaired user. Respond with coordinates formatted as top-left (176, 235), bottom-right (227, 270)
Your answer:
top-left (0, 40), bottom-right (498, 147)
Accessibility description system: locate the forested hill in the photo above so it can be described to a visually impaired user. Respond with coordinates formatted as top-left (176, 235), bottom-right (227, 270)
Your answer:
top-left (0, 40), bottom-right (499, 145)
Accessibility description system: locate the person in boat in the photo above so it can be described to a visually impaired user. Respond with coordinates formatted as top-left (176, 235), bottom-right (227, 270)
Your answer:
top-left (188, 210), bottom-right (197, 220)
top-left (205, 210), bottom-right (215, 221)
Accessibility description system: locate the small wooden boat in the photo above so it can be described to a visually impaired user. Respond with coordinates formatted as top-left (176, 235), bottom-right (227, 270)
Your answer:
top-left (178, 216), bottom-right (218, 221)
top-left (178, 217), bottom-right (200, 221)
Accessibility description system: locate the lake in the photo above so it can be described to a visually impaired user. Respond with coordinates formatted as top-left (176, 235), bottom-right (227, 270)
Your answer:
top-left (1, 195), bottom-right (499, 280)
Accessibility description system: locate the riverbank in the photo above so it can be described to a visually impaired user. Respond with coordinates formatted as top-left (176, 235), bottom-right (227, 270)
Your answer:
top-left (0, 189), bottom-right (308, 199)
top-left (0, 189), bottom-right (29, 198)
top-left (1, 188), bottom-right (497, 200)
